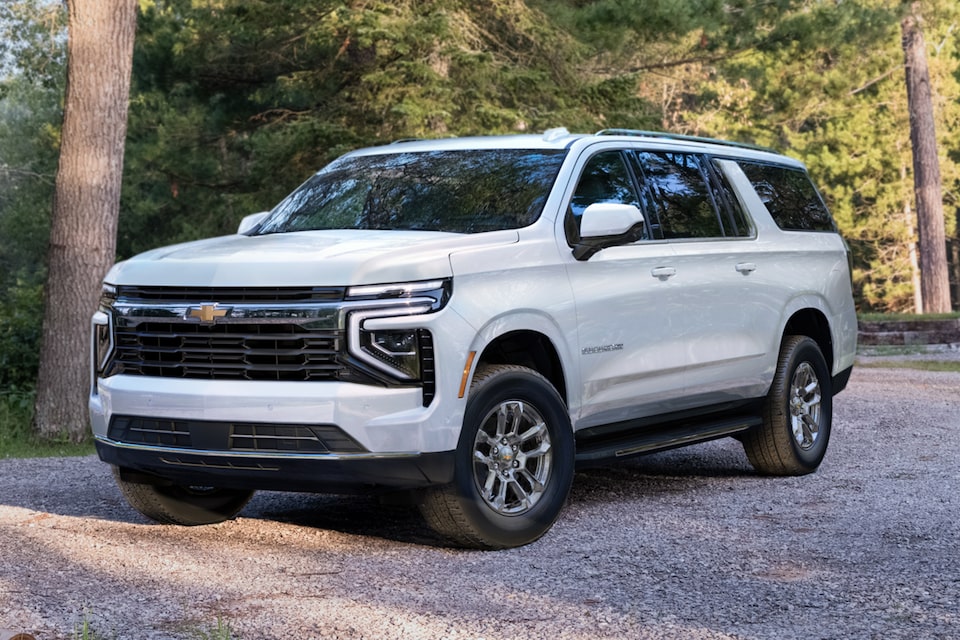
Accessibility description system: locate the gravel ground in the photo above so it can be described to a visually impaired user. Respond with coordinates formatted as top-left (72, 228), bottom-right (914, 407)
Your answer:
top-left (1, 366), bottom-right (958, 640)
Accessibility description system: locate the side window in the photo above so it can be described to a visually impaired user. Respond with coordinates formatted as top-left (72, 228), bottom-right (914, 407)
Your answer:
top-left (634, 151), bottom-right (723, 239)
top-left (709, 159), bottom-right (754, 238)
top-left (737, 161), bottom-right (836, 232)
top-left (566, 150), bottom-right (645, 241)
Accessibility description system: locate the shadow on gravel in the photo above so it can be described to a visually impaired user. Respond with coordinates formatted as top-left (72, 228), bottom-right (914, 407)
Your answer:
top-left (241, 439), bottom-right (758, 547)
top-left (246, 491), bottom-right (453, 547)
top-left (0, 439), bottom-right (758, 546)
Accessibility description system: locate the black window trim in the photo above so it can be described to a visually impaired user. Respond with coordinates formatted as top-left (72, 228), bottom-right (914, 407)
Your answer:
top-left (629, 149), bottom-right (731, 242)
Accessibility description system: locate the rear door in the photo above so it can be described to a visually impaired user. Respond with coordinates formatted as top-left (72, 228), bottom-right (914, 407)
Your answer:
top-left (629, 150), bottom-right (775, 406)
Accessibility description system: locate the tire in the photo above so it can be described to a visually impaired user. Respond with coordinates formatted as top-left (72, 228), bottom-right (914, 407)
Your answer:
top-left (419, 365), bottom-right (574, 549)
top-left (112, 467), bottom-right (254, 526)
top-left (743, 335), bottom-right (832, 476)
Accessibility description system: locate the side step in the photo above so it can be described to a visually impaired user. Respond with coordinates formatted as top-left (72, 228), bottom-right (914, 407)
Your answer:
top-left (575, 415), bottom-right (761, 465)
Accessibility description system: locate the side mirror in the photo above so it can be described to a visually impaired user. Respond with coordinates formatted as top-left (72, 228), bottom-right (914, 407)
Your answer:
top-left (572, 203), bottom-right (646, 261)
top-left (238, 211), bottom-right (269, 235)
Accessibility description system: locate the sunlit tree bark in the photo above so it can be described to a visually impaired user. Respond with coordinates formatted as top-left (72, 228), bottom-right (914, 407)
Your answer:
top-left (901, 3), bottom-right (951, 313)
top-left (33, 0), bottom-right (137, 441)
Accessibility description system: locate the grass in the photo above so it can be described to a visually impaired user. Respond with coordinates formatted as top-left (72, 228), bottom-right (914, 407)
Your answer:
top-left (855, 359), bottom-right (960, 373)
top-left (191, 618), bottom-right (236, 640)
top-left (0, 391), bottom-right (96, 459)
top-left (858, 311), bottom-right (960, 322)
top-left (74, 610), bottom-right (111, 640)
top-left (71, 610), bottom-right (236, 640)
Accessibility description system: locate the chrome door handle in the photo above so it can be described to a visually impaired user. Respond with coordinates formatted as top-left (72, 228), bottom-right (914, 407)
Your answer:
top-left (651, 266), bottom-right (677, 280)
top-left (735, 262), bottom-right (757, 274)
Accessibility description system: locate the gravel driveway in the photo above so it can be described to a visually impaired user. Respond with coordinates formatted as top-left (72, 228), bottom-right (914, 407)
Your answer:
top-left (1, 366), bottom-right (958, 640)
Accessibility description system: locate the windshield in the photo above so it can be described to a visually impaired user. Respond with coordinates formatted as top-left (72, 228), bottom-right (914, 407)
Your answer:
top-left (253, 148), bottom-right (567, 235)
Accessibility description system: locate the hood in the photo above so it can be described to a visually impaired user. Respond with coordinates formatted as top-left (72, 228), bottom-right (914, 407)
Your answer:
top-left (105, 229), bottom-right (519, 287)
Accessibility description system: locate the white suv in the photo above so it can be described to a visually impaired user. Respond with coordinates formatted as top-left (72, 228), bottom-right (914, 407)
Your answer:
top-left (90, 128), bottom-right (858, 548)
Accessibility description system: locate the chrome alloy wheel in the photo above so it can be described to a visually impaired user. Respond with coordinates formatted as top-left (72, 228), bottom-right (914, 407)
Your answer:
top-left (472, 400), bottom-right (553, 516)
top-left (789, 362), bottom-right (822, 451)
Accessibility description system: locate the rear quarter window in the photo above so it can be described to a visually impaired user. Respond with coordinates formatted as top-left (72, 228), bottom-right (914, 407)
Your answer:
top-left (738, 161), bottom-right (836, 232)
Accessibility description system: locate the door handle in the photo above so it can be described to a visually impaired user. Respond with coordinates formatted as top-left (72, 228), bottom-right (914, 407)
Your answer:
top-left (735, 262), bottom-right (757, 275)
top-left (651, 266), bottom-right (677, 280)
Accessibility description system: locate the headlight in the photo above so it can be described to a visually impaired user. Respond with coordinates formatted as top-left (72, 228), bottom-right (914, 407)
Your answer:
top-left (360, 328), bottom-right (424, 379)
top-left (345, 279), bottom-right (449, 381)
top-left (92, 283), bottom-right (117, 380)
top-left (346, 279), bottom-right (450, 308)
top-left (348, 305), bottom-right (433, 381)
top-left (90, 310), bottom-right (114, 392)
top-left (99, 282), bottom-right (117, 310)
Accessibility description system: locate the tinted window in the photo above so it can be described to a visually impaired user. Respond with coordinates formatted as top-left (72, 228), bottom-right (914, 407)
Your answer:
top-left (709, 159), bottom-right (753, 238)
top-left (567, 150), bottom-right (645, 241)
top-left (634, 151), bottom-right (723, 239)
top-left (738, 161), bottom-right (835, 232)
top-left (570, 151), bottom-right (641, 215)
top-left (254, 149), bottom-right (566, 235)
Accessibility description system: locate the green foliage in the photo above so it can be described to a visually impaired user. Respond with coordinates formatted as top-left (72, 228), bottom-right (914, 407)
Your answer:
top-left (73, 609), bottom-right (113, 640)
top-left (858, 311), bottom-right (960, 322)
top-left (857, 359), bottom-right (960, 372)
top-left (1, 0), bottom-right (959, 345)
top-left (0, 389), bottom-right (96, 459)
top-left (0, 1), bottom-right (64, 404)
top-left (0, 279), bottom-right (44, 391)
top-left (190, 617), bottom-right (235, 640)
top-left (118, 0), bottom-right (663, 259)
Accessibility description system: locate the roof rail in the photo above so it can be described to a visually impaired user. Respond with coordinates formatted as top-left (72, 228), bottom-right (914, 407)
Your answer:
top-left (389, 138), bottom-right (422, 144)
top-left (595, 129), bottom-right (776, 153)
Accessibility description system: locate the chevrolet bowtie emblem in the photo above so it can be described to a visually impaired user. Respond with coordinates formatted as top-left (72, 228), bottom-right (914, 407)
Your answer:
top-left (188, 303), bottom-right (228, 324)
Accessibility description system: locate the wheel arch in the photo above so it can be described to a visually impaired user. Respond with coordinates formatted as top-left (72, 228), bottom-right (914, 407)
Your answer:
top-left (475, 330), bottom-right (568, 405)
top-left (782, 307), bottom-right (834, 372)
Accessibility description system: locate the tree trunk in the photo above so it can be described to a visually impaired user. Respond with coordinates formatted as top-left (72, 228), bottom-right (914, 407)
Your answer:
top-left (901, 4), bottom-right (951, 313)
top-left (33, 0), bottom-right (137, 441)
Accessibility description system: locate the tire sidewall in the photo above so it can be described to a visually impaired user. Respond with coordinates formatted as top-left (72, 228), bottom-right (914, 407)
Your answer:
top-left (778, 337), bottom-right (833, 469)
top-left (452, 367), bottom-right (574, 547)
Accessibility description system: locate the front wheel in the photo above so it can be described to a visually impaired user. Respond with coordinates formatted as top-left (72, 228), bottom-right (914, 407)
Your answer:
top-left (742, 335), bottom-right (832, 475)
top-left (419, 365), bottom-right (574, 549)
top-left (112, 467), bottom-right (254, 526)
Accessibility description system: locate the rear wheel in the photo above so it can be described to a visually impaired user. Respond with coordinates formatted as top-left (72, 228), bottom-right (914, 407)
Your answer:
top-left (743, 335), bottom-right (832, 475)
top-left (112, 467), bottom-right (254, 526)
top-left (419, 365), bottom-right (574, 549)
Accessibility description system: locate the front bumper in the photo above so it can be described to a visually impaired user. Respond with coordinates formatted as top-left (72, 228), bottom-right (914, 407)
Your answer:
top-left (90, 375), bottom-right (463, 452)
top-left (90, 374), bottom-right (463, 492)
top-left (95, 438), bottom-right (455, 493)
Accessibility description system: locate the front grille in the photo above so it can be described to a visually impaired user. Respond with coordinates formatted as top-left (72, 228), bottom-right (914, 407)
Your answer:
top-left (116, 285), bottom-right (346, 303)
top-left (113, 322), bottom-right (343, 381)
top-left (108, 416), bottom-right (367, 453)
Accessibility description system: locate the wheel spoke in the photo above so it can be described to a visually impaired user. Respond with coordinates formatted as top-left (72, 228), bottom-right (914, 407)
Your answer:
top-left (508, 478), bottom-right (532, 511)
top-left (493, 476), bottom-right (510, 510)
top-left (518, 419), bottom-right (547, 443)
top-left (518, 468), bottom-right (546, 493)
top-left (483, 469), bottom-right (498, 496)
top-left (495, 405), bottom-right (509, 438)
top-left (517, 439), bottom-right (551, 465)
top-left (506, 402), bottom-right (524, 437)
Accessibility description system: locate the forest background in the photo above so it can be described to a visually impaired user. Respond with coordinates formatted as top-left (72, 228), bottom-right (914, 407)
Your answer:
top-left (1, 0), bottom-right (959, 404)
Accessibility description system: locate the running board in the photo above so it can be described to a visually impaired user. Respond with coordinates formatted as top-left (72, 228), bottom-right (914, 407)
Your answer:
top-left (575, 415), bottom-right (761, 465)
